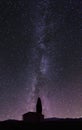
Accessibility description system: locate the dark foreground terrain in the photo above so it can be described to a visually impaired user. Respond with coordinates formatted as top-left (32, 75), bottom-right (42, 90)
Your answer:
top-left (0, 118), bottom-right (82, 130)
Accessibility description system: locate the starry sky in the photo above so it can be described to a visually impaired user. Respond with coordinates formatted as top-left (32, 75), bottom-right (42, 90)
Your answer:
top-left (0, 0), bottom-right (82, 121)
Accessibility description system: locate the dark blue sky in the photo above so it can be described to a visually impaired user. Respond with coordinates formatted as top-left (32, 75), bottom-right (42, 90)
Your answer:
top-left (0, 0), bottom-right (82, 120)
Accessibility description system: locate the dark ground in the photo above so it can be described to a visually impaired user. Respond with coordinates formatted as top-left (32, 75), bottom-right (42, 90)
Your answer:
top-left (0, 118), bottom-right (82, 130)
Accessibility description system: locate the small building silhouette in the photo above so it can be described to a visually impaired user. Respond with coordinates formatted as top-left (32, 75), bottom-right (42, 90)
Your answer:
top-left (23, 97), bottom-right (44, 122)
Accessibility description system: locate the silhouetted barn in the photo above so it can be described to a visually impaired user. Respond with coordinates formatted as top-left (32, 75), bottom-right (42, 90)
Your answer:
top-left (22, 97), bottom-right (44, 122)
top-left (23, 112), bottom-right (44, 123)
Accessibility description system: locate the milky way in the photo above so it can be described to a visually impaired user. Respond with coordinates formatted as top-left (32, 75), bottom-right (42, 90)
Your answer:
top-left (26, 0), bottom-right (52, 116)
top-left (0, 0), bottom-right (82, 120)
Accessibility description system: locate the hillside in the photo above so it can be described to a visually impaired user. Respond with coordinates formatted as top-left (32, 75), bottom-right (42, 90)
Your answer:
top-left (0, 118), bottom-right (82, 129)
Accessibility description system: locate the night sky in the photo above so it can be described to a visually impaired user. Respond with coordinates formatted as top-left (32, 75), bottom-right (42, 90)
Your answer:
top-left (0, 0), bottom-right (82, 120)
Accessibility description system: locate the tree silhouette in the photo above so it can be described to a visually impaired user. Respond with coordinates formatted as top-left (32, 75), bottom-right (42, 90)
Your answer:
top-left (36, 97), bottom-right (42, 114)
